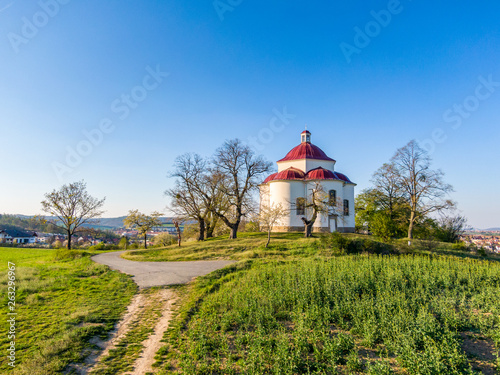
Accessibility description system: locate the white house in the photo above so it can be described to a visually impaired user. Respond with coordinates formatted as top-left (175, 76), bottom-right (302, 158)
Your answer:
top-left (260, 130), bottom-right (356, 233)
top-left (0, 229), bottom-right (38, 244)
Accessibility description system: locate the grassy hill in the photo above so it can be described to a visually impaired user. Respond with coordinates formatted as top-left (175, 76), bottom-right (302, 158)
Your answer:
top-left (124, 232), bottom-right (500, 374)
top-left (158, 254), bottom-right (500, 374)
top-left (3, 233), bottom-right (499, 374)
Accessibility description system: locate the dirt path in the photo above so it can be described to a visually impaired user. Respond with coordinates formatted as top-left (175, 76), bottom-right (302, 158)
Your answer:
top-left (82, 252), bottom-right (233, 374)
top-left (128, 289), bottom-right (177, 375)
top-left (88, 288), bottom-right (177, 374)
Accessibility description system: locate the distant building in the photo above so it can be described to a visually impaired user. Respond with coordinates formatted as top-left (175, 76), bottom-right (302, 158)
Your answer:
top-left (259, 130), bottom-right (356, 233)
top-left (0, 228), bottom-right (38, 244)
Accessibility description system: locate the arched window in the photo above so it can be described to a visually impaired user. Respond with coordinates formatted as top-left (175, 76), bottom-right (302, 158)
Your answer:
top-left (328, 190), bottom-right (337, 206)
top-left (296, 197), bottom-right (305, 215)
top-left (343, 199), bottom-right (349, 216)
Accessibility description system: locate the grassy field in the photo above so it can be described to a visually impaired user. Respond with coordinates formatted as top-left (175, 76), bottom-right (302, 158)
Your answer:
top-left (121, 232), bottom-right (495, 263)
top-left (122, 232), bottom-right (402, 262)
top-left (0, 247), bottom-right (136, 374)
top-left (158, 255), bottom-right (500, 374)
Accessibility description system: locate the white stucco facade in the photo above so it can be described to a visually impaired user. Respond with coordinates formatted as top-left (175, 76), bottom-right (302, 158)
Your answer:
top-left (260, 131), bottom-right (356, 233)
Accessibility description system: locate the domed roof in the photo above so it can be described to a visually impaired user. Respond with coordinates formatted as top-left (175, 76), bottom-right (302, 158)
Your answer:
top-left (273, 167), bottom-right (305, 181)
top-left (305, 167), bottom-right (336, 180)
top-left (333, 172), bottom-right (353, 183)
top-left (263, 173), bottom-right (278, 184)
top-left (278, 143), bottom-right (335, 162)
top-left (305, 167), bottom-right (353, 183)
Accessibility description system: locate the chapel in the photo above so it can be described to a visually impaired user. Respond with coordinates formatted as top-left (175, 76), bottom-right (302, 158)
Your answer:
top-left (260, 130), bottom-right (356, 233)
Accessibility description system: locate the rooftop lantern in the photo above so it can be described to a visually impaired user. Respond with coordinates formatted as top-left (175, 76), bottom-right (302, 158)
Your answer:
top-left (301, 130), bottom-right (311, 144)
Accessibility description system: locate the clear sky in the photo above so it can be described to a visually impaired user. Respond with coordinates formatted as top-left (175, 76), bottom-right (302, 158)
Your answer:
top-left (1, 0), bottom-right (499, 228)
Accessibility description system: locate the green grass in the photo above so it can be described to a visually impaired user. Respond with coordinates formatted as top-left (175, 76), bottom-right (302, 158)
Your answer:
top-left (122, 231), bottom-right (497, 264)
top-left (122, 232), bottom-right (323, 261)
top-left (0, 247), bottom-right (137, 374)
top-left (159, 255), bottom-right (500, 374)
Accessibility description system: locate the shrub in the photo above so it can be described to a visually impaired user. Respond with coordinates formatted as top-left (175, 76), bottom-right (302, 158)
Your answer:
top-left (366, 361), bottom-right (394, 375)
top-left (451, 241), bottom-right (468, 251)
top-left (153, 233), bottom-right (176, 247)
top-left (53, 249), bottom-right (85, 260)
top-left (51, 240), bottom-right (63, 249)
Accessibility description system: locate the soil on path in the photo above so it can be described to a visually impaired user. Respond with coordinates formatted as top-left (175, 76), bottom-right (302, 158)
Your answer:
top-left (81, 251), bottom-right (233, 374)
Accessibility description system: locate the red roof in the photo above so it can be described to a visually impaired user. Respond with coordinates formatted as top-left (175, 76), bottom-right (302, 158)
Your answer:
top-left (263, 167), bottom-right (353, 184)
top-left (272, 167), bottom-right (305, 181)
top-left (305, 167), bottom-right (336, 180)
top-left (263, 173), bottom-right (278, 184)
top-left (333, 172), bottom-right (352, 183)
top-left (305, 167), bottom-right (353, 183)
top-left (278, 143), bottom-right (335, 162)
top-left (301, 130), bottom-right (311, 134)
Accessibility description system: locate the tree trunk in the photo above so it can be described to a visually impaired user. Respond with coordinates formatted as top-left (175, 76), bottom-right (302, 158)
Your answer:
top-left (173, 220), bottom-right (181, 247)
top-left (67, 231), bottom-right (72, 250)
top-left (144, 233), bottom-right (148, 249)
top-left (206, 217), bottom-right (217, 238)
top-left (301, 217), bottom-right (314, 238)
top-left (266, 230), bottom-right (271, 248)
top-left (229, 221), bottom-right (239, 239)
top-left (198, 219), bottom-right (205, 241)
top-left (408, 210), bottom-right (416, 241)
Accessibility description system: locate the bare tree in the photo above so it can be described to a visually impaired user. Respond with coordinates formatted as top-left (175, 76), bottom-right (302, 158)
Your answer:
top-left (371, 162), bottom-right (405, 218)
top-left (41, 180), bottom-right (105, 250)
top-left (390, 140), bottom-right (454, 240)
top-left (259, 201), bottom-right (287, 247)
top-left (212, 139), bottom-right (273, 239)
top-left (166, 154), bottom-right (229, 241)
top-left (173, 219), bottom-right (182, 246)
top-left (123, 210), bottom-right (162, 249)
top-left (435, 215), bottom-right (468, 243)
top-left (300, 182), bottom-right (330, 238)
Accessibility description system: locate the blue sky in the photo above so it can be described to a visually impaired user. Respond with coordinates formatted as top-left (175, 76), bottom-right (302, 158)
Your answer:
top-left (1, 0), bottom-right (499, 228)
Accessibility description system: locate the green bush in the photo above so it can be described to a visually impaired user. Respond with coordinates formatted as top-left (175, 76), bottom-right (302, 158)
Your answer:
top-left (451, 241), bottom-right (468, 251)
top-left (87, 243), bottom-right (119, 251)
top-left (366, 361), bottom-right (394, 375)
top-left (53, 249), bottom-right (87, 260)
top-left (153, 232), bottom-right (176, 247)
top-left (320, 232), bottom-right (394, 255)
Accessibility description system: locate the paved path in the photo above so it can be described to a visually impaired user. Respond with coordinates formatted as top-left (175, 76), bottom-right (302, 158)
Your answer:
top-left (92, 251), bottom-right (235, 288)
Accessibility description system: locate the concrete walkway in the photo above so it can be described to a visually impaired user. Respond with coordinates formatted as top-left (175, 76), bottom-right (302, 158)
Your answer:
top-left (92, 251), bottom-right (235, 288)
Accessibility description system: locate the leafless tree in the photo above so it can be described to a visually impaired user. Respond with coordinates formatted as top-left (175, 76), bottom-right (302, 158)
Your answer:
top-left (41, 180), bottom-right (105, 250)
top-left (300, 182), bottom-right (330, 238)
top-left (166, 154), bottom-right (229, 241)
top-left (212, 139), bottom-right (273, 239)
top-left (371, 162), bottom-right (406, 218)
top-left (390, 140), bottom-right (454, 240)
top-left (259, 199), bottom-right (288, 247)
top-left (173, 219), bottom-right (182, 246)
top-left (166, 154), bottom-right (209, 241)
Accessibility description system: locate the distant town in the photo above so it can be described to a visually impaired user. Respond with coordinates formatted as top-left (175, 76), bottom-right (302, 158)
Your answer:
top-left (0, 214), bottom-right (499, 254)
top-left (0, 215), bottom-right (185, 248)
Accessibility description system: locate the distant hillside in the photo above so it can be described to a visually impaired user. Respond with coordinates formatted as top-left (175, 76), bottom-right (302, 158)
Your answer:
top-left (11, 215), bottom-right (175, 230)
top-left (0, 214), bottom-right (64, 234)
top-left (483, 227), bottom-right (500, 231)
top-left (87, 216), bottom-right (175, 229)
